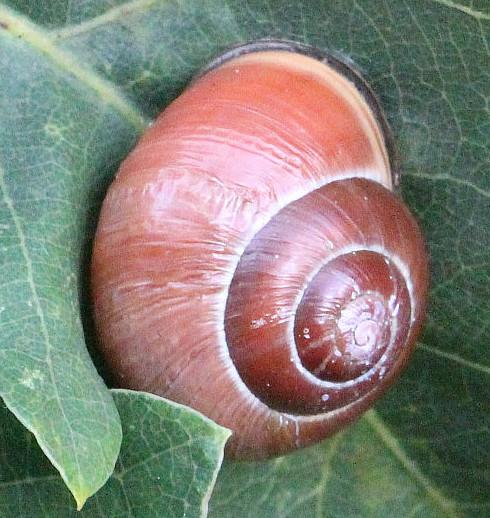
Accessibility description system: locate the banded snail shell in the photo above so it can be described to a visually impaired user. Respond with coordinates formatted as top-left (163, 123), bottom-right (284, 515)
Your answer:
top-left (92, 40), bottom-right (429, 459)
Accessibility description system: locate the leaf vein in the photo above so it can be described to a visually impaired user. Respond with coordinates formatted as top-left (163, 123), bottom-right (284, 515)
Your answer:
top-left (365, 410), bottom-right (459, 517)
top-left (418, 342), bottom-right (490, 376)
top-left (0, 4), bottom-right (148, 131)
top-left (50, 0), bottom-right (161, 40)
top-left (431, 0), bottom-right (490, 21)
top-left (404, 170), bottom-right (490, 199)
top-left (0, 474), bottom-right (61, 489)
top-left (0, 164), bottom-right (84, 505)
top-left (315, 434), bottom-right (342, 518)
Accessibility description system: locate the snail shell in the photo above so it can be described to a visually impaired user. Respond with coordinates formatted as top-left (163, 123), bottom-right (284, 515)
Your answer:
top-left (92, 40), bottom-right (429, 459)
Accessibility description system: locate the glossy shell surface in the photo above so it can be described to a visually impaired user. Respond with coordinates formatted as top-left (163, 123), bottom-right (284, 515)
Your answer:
top-left (92, 44), bottom-right (428, 459)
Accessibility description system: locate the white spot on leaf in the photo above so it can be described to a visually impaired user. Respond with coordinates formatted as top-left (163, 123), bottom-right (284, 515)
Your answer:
top-left (19, 368), bottom-right (44, 390)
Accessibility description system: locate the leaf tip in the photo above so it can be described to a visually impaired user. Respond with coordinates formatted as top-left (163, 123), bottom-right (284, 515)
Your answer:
top-left (73, 487), bottom-right (90, 511)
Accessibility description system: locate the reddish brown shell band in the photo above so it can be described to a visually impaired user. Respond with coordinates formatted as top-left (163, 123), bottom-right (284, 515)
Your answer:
top-left (225, 178), bottom-right (424, 416)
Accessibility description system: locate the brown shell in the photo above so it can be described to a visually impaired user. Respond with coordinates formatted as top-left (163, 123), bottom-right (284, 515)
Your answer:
top-left (91, 41), bottom-right (429, 459)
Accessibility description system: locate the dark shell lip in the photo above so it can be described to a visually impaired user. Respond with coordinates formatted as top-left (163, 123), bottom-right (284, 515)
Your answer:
top-left (194, 38), bottom-right (400, 189)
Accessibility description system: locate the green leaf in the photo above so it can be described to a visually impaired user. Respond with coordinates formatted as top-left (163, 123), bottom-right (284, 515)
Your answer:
top-left (0, 0), bottom-right (488, 516)
top-left (0, 389), bottom-right (230, 517)
top-left (0, 4), bottom-right (143, 508)
top-left (209, 411), bottom-right (457, 518)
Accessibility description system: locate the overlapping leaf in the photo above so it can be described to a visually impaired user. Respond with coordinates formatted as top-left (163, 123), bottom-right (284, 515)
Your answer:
top-left (0, 390), bottom-right (230, 517)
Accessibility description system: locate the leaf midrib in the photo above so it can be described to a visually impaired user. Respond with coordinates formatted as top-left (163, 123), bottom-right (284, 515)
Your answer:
top-left (0, 164), bottom-right (85, 504)
top-left (0, 3), bottom-right (149, 131)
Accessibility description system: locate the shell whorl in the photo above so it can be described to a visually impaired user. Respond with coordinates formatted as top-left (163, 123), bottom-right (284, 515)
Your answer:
top-left (91, 41), bottom-right (429, 459)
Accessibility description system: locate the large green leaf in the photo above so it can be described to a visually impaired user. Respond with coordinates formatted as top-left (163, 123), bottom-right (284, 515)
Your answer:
top-left (0, 3), bottom-right (139, 508)
top-left (0, 0), bottom-right (488, 516)
top-left (0, 389), bottom-right (230, 517)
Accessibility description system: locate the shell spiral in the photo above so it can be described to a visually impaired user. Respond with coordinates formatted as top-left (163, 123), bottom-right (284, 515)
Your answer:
top-left (91, 41), bottom-right (429, 459)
